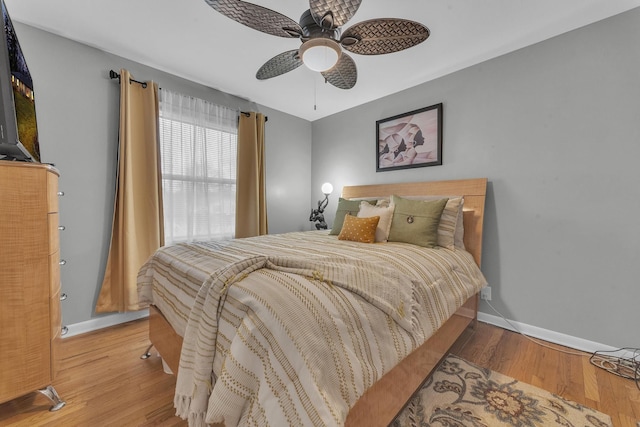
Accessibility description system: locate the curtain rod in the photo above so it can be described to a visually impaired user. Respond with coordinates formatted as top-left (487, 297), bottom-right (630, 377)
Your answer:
top-left (240, 111), bottom-right (268, 122)
top-left (109, 69), bottom-right (267, 122)
top-left (109, 70), bottom-right (148, 88)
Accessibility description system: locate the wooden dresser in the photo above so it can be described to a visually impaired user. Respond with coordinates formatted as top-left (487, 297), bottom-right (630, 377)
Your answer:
top-left (0, 161), bottom-right (65, 410)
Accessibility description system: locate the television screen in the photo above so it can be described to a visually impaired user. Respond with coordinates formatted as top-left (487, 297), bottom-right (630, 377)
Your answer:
top-left (0, 0), bottom-right (40, 162)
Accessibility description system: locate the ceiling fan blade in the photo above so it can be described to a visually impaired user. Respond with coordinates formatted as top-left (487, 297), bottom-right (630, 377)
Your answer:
top-left (309, 0), bottom-right (362, 29)
top-left (321, 53), bottom-right (357, 89)
top-left (256, 50), bottom-right (303, 80)
top-left (204, 0), bottom-right (302, 38)
top-left (340, 19), bottom-right (429, 55)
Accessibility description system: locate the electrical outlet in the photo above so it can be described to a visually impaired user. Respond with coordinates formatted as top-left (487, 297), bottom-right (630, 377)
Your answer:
top-left (480, 286), bottom-right (492, 301)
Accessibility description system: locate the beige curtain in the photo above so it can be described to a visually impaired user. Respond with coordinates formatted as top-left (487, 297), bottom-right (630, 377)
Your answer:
top-left (96, 69), bottom-right (164, 313)
top-left (235, 112), bottom-right (268, 238)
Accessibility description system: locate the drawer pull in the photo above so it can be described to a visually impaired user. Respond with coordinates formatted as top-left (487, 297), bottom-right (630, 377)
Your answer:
top-left (58, 225), bottom-right (66, 231)
top-left (61, 326), bottom-right (68, 336)
top-left (60, 293), bottom-right (67, 301)
top-left (57, 191), bottom-right (64, 196)
top-left (59, 259), bottom-right (67, 266)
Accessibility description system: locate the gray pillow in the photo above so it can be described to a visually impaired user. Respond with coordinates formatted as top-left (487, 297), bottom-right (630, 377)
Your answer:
top-left (330, 198), bottom-right (376, 235)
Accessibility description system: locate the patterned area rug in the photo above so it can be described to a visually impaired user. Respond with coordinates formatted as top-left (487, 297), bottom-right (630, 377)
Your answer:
top-left (392, 354), bottom-right (612, 427)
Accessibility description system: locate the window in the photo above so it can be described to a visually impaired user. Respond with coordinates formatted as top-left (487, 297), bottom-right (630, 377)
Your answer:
top-left (159, 90), bottom-right (238, 244)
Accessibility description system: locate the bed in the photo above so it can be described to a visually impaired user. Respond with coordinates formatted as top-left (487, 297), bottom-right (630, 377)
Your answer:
top-left (137, 178), bottom-right (488, 427)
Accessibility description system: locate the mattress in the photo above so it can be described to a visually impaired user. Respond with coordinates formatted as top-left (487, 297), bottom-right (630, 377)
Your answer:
top-left (137, 230), bottom-right (487, 426)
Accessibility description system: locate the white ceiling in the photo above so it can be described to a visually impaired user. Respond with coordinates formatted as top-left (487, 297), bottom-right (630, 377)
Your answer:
top-left (6, 0), bottom-right (640, 121)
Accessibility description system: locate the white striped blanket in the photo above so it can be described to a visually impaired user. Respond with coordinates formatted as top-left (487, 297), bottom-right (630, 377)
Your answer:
top-left (137, 231), bottom-right (487, 426)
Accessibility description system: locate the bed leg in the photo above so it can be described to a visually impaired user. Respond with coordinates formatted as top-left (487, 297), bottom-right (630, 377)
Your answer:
top-left (37, 385), bottom-right (66, 411)
top-left (140, 343), bottom-right (153, 359)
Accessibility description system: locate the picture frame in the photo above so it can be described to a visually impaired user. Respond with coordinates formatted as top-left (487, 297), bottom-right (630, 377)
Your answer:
top-left (376, 103), bottom-right (443, 172)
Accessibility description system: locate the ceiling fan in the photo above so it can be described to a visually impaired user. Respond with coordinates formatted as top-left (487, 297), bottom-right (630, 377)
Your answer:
top-left (204, 0), bottom-right (430, 89)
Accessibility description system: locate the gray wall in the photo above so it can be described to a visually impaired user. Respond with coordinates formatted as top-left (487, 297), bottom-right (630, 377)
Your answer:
top-left (312, 8), bottom-right (640, 349)
top-left (14, 23), bottom-right (312, 326)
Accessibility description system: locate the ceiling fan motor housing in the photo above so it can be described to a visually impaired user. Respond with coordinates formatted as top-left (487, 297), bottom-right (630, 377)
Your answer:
top-left (299, 9), bottom-right (340, 42)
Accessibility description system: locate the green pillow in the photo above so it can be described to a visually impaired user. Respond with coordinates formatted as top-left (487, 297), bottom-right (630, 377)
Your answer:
top-left (330, 198), bottom-right (376, 235)
top-left (388, 195), bottom-right (448, 248)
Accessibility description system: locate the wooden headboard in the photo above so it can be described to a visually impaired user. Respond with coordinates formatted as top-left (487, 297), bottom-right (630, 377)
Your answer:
top-left (341, 178), bottom-right (487, 267)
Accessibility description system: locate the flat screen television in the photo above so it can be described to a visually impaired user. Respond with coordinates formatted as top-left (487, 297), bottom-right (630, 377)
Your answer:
top-left (0, 0), bottom-right (40, 162)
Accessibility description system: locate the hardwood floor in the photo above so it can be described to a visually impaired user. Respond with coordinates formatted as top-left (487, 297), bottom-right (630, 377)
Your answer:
top-left (0, 319), bottom-right (638, 426)
top-left (0, 319), bottom-right (186, 427)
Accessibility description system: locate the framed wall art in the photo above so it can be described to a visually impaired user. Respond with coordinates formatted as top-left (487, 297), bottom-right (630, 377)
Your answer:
top-left (376, 103), bottom-right (443, 172)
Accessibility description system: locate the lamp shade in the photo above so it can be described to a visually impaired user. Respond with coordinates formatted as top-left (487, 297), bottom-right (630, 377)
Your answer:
top-left (299, 39), bottom-right (341, 72)
top-left (321, 182), bottom-right (333, 195)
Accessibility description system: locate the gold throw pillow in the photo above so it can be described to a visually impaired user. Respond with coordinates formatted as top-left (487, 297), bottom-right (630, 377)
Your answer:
top-left (338, 214), bottom-right (380, 244)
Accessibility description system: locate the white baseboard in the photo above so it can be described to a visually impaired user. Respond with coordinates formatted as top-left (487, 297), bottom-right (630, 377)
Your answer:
top-left (62, 310), bottom-right (149, 338)
top-left (478, 311), bottom-right (630, 357)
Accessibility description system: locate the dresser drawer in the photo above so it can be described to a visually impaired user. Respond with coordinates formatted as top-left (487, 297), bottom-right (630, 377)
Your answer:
top-left (50, 292), bottom-right (62, 380)
top-left (48, 213), bottom-right (60, 255)
top-left (50, 288), bottom-right (61, 339)
top-left (46, 169), bottom-right (59, 213)
top-left (49, 252), bottom-right (61, 295)
top-left (49, 255), bottom-right (62, 379)
top-left (51, 330), bottom-right (62, 380)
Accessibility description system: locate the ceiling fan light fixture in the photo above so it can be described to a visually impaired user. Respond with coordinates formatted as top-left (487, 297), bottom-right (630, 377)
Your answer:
top-left (299, 38), bottom-right (341, 72)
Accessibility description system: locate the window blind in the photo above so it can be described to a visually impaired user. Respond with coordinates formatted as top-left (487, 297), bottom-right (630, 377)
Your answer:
top-left (159, 90), bottom-right (239, 244)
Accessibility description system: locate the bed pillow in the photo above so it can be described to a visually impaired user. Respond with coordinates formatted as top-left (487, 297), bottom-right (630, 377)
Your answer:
top-left (357, 201), bottom-right (394, 242)
top-left (338, 214), bottom-right (380, 243)
top-left (454, 206), bottom-right (466, 250)
top-left (396, 195), bottom-right (465, 249)
top-left (437, 197), bottom-right (463, 250)
top-left (376, 198), bottom-right (390, 207)
top-left (388, 195), bottom-right (448, 248)
top-left (329, 198), bottom-right (376, 235)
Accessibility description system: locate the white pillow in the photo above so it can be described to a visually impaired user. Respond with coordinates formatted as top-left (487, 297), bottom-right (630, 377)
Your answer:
top-left (357, 201), bottom-right (394, 242)
top-left (375, 198), bottom-right (390, 207)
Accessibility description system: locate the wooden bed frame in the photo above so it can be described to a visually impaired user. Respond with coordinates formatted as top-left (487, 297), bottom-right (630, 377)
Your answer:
top-left (147, 177), bottom-right (487, 427)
